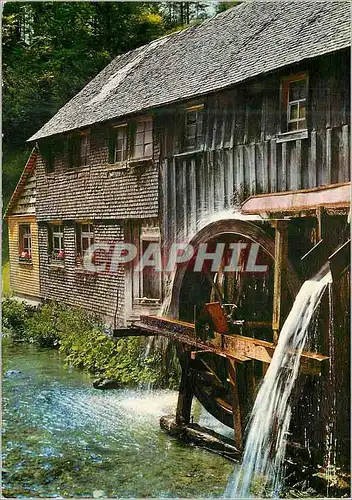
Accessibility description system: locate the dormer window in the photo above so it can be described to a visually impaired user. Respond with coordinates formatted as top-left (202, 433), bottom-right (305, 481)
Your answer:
top-left (133, 117), bottom-right (153, 159)
top-left (184, 104), bottom-right (204, 151)
top-left (281, 74), bottom-right (308, 133)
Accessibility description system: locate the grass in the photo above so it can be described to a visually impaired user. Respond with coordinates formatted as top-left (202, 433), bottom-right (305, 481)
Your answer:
top-left (2, 261), bottom-right (11, 296)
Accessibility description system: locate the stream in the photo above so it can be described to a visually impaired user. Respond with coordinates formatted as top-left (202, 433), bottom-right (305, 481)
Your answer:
top-left (2, 339), bottom-right (235, 498)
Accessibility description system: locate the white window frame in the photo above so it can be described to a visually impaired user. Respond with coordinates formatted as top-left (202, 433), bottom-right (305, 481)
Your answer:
top-left (51, 224), bottom-right (64, 253)
top-left (80, 223), bottom-right (95, 252)
top-left (113, 123), bottom-right (128, 163)
top-left (132, 117), bottom-right (153, 159)
top-left (184, 104), bottom-right (204, 152)
top-left (19, 224), bottom-right (32, 260)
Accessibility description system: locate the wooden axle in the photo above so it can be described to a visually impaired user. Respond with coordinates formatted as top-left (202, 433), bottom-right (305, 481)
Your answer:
top-left (136, 315), bottom-right (329, 375)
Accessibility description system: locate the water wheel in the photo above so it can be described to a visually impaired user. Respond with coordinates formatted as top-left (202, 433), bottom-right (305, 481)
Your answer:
top-left (170, 219), bottom-right (300, 431)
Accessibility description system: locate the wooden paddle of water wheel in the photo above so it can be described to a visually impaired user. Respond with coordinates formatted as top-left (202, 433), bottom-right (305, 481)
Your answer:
top-left (136, 218), bottom-right (335, 450)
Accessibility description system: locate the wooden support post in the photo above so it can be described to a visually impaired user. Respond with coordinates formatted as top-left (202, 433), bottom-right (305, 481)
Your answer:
top-left (176, 351), bottom-right (194, 426)
top-left (272, 220), bottom-right (288, 344)
top-left (228, 358), bottom-right (243, 450)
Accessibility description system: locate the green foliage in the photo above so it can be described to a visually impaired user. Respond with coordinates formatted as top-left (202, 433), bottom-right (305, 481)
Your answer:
top-left (1, 297), bottom-right (35, 339)
top-left (215, 1), bottom-right (243, 14)
top-left (2, 298), bottom-right (180, 388)
top-left (2, 262), bottom-right (11, 296)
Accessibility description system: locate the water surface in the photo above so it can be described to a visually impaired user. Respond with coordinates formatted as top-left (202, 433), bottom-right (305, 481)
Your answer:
top-left (2, 340), bottom-right (234, 498)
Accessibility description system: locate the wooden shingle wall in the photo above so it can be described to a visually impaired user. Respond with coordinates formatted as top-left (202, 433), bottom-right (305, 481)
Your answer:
top-left (38, 222), bottom-right (126, 326)
top-left (35, 125), bottom-right (160, 222)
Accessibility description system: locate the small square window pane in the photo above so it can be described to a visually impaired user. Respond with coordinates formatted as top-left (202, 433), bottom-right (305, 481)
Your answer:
top-left (136, 122), bottom-right (145, 134)
top-left (144, 119), bottom-right (152, 131)
top-left (299, 104), bottom-right (306, 119)
top-left (135, 132), bottom-right (144, 146)
top-left (117, 128), bottom-right (126, 141)
top-left (289, 79), bottom-right (306, 101)
top-left (288, 121), bottom-right (299, 132)
top-left (134, 145), bottom-right (144, 158)
top-left (82, 237), bottom-right (89, 251)
top-left (144, 143), bottom-right (152, 157)
top-left (144, 130), bottom-right (152, 144)
top-left (289, 103), bottom-right (299, 120)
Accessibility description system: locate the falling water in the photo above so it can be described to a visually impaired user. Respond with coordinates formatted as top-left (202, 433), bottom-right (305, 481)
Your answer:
top-left (225, 269), bottom-right (332, 498)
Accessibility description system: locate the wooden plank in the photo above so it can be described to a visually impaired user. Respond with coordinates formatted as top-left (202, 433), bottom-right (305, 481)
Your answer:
top-left (171, 157), bottom-right (177, 242)
top-left (281, 141), bottom-right (287, 191)
top-left (228, 359), bottom-right (243, 450)
top-left (325, 128), bottom-right (332, 185)
top-left (137, 315), bottom-right (329, 374)
top-left (262, 141), bottom-right (269, 193)
top-left (208, 150), bottom-right (215, 213)
top-left (309, 130), bottom-right (317, 188)
top-left (182, 162), bottom-right (188, 238)
top-left (229, 106), bottom-right (236, 150)
top-left (270, 138), bottom-right (277, 193)
top-left (190, 158), bottom-right (197, 233)
top-left (205, 302), bottom-right (229, 334)
top-left (217, 151), bottom-right (225, 211)
top-left (220, 108), bottom-right (226, 149)
top-left (272, 220), bottom-right (288, 343)
top-left (227, 150), bottom-right (234, 208)
top-left (249, 144), bottom-right (256, 194)
top-left (161, 160), bottom-right (169, 243)
top-left (176, 351), bottom-right (194, 425)
top-left (292, 140), bottom-right (302, 191)
top-left (341, 124), bottom-right (349, 182)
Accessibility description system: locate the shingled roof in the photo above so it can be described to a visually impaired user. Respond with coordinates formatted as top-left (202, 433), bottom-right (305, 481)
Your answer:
top-left (29, 0), bottom-right (350, 142)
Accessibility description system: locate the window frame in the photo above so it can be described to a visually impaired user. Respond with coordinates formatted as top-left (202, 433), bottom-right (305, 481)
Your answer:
top-left (75, 222), bottom-right (95, 266)
top-left (68, 130), bottom-right (90, 169)
top-left (132, 116), bottom-right (153, 160)
top-left (281, 73), bottom-right (308, 134)
top-left (131, 225), bottom-right (162, 304)
top-left (183, 104), bottom-right (205, 152)
top-left (19, 223), bottom-right (32, 262)
top-left (109, 123), bottom-right (128, 164)
top-left (48, 223), bottom-right (65, 263)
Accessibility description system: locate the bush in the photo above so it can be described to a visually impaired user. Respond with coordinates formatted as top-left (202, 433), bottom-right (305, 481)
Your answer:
top-left (2, 298), bottom-right (180, 389)
top-left (1, 297), bottom-right (35, 339)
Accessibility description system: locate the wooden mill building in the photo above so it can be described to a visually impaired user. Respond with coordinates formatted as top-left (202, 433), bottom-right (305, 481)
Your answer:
top-left (7, 1), bottom-right (351, 467)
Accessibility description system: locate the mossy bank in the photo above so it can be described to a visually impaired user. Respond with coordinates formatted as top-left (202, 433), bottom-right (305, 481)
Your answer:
top-left (2, 297), bottom-right (180, 389)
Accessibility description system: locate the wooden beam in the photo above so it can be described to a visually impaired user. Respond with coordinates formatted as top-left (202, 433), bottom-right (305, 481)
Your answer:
top-left (176, 351), bottom-right (194, 425)
top-left (136, 315), bottom-right (329, 375)
top-left (228, 359), bottom-right (243, 450)
top-left (272, 220), bottom-right (288, 343)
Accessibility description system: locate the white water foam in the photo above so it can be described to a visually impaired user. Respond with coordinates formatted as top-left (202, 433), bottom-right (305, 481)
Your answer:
top-left (225, 269), bottom-right (332, 498)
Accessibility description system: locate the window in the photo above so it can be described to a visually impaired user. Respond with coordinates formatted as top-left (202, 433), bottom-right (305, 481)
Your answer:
top-left (133, 118), bottom-right (153, 159)
top-left (68, 132), bottom-right (90, 168)
top-left (109, 124), bottom-right (128, 163)
top-left (48, 224), bottom-right (64, 262)
top-left (76, 223), bottom-right (94, 265)
top-left (184, 104), bottom-right (204, 151)
top-left (133, 226), bottom-right (161, 302)
top-left (282, 74), bottom-right (308, 132)
top-left (19, 224), bottom-right (32, 262)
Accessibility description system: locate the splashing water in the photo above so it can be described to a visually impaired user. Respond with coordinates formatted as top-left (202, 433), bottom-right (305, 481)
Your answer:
top-left (225, 269), bottom-right (332, 498)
